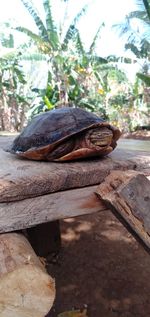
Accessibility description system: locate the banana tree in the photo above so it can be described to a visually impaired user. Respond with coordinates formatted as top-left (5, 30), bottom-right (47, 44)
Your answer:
top-left (114, 0), bottom-right (150, 43)
top-left (0, 48), bottom-right (29, 131)
top-left (113, 0), bottom-right (150, 76)
top-left (0, 23), bottom-right (46, 131)
top-left (113, 0), bottom-right (150, 119)
top-left (16, 0), bottom-right (110, 114)
top-left (0, 23), bottom-right (31, 131)
top-left (16, 0), bottom-right (88, 105)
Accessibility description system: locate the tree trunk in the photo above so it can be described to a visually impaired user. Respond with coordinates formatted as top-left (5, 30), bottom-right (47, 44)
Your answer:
top-left (0, 87), bottom-right (11, 131)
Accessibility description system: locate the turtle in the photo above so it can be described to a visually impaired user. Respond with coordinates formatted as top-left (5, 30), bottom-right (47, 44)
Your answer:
top-left (8, 107), bottom-right (121, 161)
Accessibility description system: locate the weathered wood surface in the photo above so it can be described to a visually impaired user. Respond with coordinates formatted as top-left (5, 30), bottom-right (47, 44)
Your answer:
top-left (96, 170), bottom-right (150, 249)
top-left (0, 185), bottom-right (107, 233)
top-left (0, 136), bottom-right (150, 202)
top-left (0, 232), bottom-right (55, 317)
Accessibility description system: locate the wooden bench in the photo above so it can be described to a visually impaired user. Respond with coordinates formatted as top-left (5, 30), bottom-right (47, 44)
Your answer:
top-left (1, 136), bottom-right (149, 232)
top-left (0, 136), bottom-right (150, 316)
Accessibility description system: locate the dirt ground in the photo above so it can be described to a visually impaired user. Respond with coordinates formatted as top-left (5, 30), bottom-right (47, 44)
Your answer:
top-left (46, 132), bottom-right (150, 317)
top-left (47, 209), bottom-right (150, 317)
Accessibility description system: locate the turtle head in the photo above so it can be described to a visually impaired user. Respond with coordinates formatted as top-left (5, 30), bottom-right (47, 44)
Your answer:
top-left (88, 127), bottom-right (113, 147)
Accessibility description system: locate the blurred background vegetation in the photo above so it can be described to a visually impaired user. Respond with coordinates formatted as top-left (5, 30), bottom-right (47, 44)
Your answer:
top-left (0, 0), bottom-right (150, 133)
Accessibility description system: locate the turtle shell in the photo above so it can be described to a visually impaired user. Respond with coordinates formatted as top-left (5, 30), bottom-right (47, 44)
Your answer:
top-left (8, 107), bottom-right (121, 161)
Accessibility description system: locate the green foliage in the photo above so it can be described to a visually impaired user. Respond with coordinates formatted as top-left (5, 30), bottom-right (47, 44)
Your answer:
top-left (20, 0), bottom-right (49, 41)
top-left (0, 27), bottom-right (30, 131)
top-left (125, 40), bottom-right (150, 58)
top-left (1, 0), bottom-right (149, 133)
top-left (16, 0), bottom-right (111, 118)
top-left (137, 72), bottom-right (150, 85)
top-left (89, 23), bottom-right (105, 54)
top-left (112, 0), bottom-right (150, 131)
top-left (108, 68), bottom-right (128, 83)
top-left (0, 22), bottom-right (14, 48)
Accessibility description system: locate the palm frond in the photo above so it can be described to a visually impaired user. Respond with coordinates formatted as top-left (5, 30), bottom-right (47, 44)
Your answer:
top-left (19, 52), bottom-right (47, 61)
top-left (1, 33), bottom-right (14, 48)
top-left (143, 0), bottom-right (150, 20)
top-left (62, 23), bottom-right (84, 51)
top-left (135, 0), bottom-right (150, 19)
top-left (16, 27), bottom-right (51, 53)
top-left (20, 0), bottom-right (49, 41)
top-left (75, 30), bottom-right (86, 56)
top-left (127, 40), bottom-right (149, 61)
top-left (43, 0), bottom-right (59, 49)
top-left (94, 71), bottom-right (104, 85)
top-left (125, 43), bottom-right (142, 57)
top-left (137, 72), bottom-right (150, 85)
top-left (89, 23), bottom-right (105, 54)
top-left (73, 4), bottom-right (89, 26)
top-left (92, 56), bottom-right (108, 65)
top-left (63, 4), bottom-right (88, 47)
top-left (13, 66), bottom-right (26, 84)
top-left (60, 1), bottom-right (69, 36)
top-left (142, 24), bottom-right (150, 41)
top-left (129, 10), bottom-right (149, 23)
top-left (62, 24), bottom-right (77, 49)
top-left (113, 0), bottom-right (150, 43)
top-left (113, 17), bottom-right (132, 37)
top-left (0, 49), bottom-right (17, 60)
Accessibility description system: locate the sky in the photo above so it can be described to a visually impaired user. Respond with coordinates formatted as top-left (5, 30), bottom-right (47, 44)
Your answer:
top-left (0, 0), bottom-right (138, 56)
top-left (0, 0), bottom-right (140, 81)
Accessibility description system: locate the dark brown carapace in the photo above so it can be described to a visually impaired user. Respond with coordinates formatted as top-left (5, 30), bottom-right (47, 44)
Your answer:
top-left (8, 107), bottom-right (121, 161)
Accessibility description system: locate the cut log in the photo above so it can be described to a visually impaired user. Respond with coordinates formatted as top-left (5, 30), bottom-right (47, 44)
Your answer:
top-left (0, 232), bottom-right (55, 317)
top-left (96, 170), bottom-right (150, 249)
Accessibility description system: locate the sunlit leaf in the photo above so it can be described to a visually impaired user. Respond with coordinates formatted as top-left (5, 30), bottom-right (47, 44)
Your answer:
top-left (43, 95), bottom-right (54, 109)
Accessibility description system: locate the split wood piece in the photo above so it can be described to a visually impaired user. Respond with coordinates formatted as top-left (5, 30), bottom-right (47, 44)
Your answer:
top-left (0, 185), bottom-right (107, 233)
top-left (96, 170), bottom-right (150, 249)
top-left (0, 232), bottom-right (55, 317)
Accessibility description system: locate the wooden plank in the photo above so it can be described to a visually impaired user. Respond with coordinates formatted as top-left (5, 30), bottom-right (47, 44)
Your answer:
top-left (0, 185), bottom-right (107, 233)
top-left (0, 232), bottom-right (55, 317)
top-left (0, 136), bottom-right (150, 202)
top-left (96, 170), bottom-right (150, 249)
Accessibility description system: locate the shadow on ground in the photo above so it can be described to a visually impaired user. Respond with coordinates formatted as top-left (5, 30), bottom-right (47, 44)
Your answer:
top-left (47, 210), bottom-right (150, 317)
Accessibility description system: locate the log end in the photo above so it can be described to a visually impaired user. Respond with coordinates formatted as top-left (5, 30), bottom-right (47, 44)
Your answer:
top-left (0, 265), bottom-right (55, 317)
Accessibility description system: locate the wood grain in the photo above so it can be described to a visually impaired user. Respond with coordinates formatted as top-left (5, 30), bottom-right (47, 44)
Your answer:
top-left (0, 232), bottom-right (55, 317)
top-left (0, 136), bottom-right (150, 202)
top-left (96, 170), bottom-right (150, 249)
top-left (0, 185), bottom-right (107, 233)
